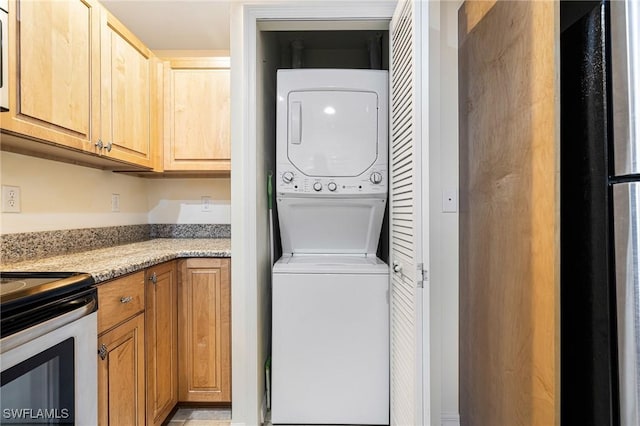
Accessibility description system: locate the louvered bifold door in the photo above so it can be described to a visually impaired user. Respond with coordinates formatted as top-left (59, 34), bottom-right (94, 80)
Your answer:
top-left (390, 0), bottom-right (425, 425)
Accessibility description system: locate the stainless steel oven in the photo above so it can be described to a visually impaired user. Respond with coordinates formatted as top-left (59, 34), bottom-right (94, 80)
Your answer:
top-left (0, 0), bottom-right (7, 111)
top-left (0, 272), bottom-right (97, 425)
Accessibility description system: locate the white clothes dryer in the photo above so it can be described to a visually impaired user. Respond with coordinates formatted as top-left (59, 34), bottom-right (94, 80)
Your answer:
top-left (275, 69), bottom-right (389, 256)
top-left (276, 69), bottom-right (388, 202)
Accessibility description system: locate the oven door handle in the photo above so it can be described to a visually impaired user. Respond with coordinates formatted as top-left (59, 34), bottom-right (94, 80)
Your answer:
top-left (0, 294), bottom-right (97, 354)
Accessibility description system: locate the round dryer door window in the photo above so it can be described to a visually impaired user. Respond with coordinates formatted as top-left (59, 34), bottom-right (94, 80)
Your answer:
top-left (287, 90), bottom-right (379, 177)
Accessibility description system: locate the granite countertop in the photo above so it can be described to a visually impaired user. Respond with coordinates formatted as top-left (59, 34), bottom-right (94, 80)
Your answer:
top-left (1, 238), bottom-right (231, 283)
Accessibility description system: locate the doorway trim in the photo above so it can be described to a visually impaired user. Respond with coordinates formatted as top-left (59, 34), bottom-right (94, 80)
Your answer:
top-left (231, 3), bottom-right (398, 425)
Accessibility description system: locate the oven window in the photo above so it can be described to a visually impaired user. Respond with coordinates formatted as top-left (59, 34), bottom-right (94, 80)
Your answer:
top-left (1, 338), bottom-right (74, 424)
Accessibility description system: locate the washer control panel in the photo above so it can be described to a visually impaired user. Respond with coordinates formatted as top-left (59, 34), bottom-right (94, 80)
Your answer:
top-left (276, 169), bottom-right (388, 195)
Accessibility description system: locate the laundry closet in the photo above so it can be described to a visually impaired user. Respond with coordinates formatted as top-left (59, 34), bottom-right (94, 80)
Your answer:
top-left (256, 26), bottom-right (391, 425)
top-left (233, 3), bottom-right (428, 424)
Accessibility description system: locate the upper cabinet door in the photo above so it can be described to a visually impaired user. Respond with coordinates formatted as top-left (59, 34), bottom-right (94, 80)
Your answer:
top-left (163, 58), bottom-right (230, 172)
top-left (1, 0), bottom-right (100, 151)
top-left (100, 9), bottom-right (153, 168)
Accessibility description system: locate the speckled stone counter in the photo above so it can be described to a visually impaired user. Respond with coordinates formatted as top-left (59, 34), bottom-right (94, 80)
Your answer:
top-left (0, 238), bottom-right (231, 283)
top-left (1, 224), bottom-right (231, 263)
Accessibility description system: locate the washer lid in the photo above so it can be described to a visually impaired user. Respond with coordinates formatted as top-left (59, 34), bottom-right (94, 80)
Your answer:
top-left (273, 254), bottom-right (389, 274)
top-left (277, 196), bottom-right (386, 256)
top-left (287, 90), bottom-right (379, 177)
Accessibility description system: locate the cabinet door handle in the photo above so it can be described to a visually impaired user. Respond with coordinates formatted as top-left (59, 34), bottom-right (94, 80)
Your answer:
top-left (95, 139), bottom-right (104, 150)
top-left (148, 272), bottom-right (157, 284)
top-left (98, 344), bottom-right (108, 360)
top-left (105, 141), bottom-right (113, 152)
top-left (120, 296), bottom-right (133, 304)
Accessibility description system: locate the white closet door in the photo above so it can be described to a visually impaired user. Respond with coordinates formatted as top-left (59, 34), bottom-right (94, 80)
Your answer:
top-left (390, 0), bottom-right (426, 424)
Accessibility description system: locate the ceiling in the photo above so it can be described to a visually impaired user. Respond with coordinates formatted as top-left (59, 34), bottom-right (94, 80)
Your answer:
top-left (100, 0), bottom-right (231, 50)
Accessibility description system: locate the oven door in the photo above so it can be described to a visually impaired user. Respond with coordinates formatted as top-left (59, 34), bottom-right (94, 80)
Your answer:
top-left (0, 305), bottom-right (97, 424)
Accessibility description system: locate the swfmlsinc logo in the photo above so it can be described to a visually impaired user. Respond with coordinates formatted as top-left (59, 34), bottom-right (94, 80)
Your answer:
top-left (2, 408), bottom-right (70, 420)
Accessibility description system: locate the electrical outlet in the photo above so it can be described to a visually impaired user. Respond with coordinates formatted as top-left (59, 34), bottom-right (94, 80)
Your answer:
top-left (201, 196), bottom-right (212, 212)
top-left (111, 194), bottom-right (120, 212)
top-left (2, 185), bottom-right (21, 213)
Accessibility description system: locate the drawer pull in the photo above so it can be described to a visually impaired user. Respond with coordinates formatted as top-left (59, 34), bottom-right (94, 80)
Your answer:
top-left (149, 272), bottom-right (157, 284)
top-left (120, 296), bottom-right (133, 304)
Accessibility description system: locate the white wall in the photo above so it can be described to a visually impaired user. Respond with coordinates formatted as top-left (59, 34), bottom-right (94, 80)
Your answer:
top-left (430, 1), bottom-right (461, 424)
top-left (256, 29), bottom-right (280, 422)
top-left (0, 151), bottom-right (231, 234)
top-left (146, 178), bottom-right (231, 224)
top-left (0, 151), bottom-right (148, 233)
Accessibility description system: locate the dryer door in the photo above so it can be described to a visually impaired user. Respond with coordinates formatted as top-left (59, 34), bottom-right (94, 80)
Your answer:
top-left (287, 90), bottom-right (379, 177)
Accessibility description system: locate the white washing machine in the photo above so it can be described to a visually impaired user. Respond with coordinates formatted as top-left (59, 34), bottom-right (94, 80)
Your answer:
top-left (272, 69), bottom-right (389, 425)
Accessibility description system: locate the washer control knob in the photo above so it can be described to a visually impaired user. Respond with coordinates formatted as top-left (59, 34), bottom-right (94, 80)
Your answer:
top-left (313, 182), bottom-right (323, 192)
top-left (327, 182), bottom-right (337, 192)
top-left (370, 172), bottom-right (383, 184)
top-left (282, 171), bottom-right (294, 184)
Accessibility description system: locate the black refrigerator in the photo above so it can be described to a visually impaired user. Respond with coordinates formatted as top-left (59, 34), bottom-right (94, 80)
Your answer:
top-left (561, 1), bottom-right (639, 425)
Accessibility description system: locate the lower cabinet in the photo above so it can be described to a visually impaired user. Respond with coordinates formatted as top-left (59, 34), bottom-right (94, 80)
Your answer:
top-left (98, 313), bottom-right (146, 426)
top-left (98, 272), bottom-right (145, 426)
top-left (97, 258), bottom-right (231, 425)
top-left (97, 271), bottom-right (146, 426)
top-left (145, 261), bottom-right (179, 426)
top-left (178, 258), bottom-right (231, 403)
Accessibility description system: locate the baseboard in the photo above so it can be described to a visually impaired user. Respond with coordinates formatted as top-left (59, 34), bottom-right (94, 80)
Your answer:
top-left (442, 412), bottom-right (460, 426)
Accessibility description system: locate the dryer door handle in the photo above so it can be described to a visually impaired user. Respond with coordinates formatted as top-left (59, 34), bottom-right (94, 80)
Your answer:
top-left (291, 101), bottom-right (302, 145)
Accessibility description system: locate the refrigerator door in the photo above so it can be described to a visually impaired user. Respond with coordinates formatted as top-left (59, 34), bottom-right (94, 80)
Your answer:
top-left (611, 0), bottom-right (640, 176)
top-left (613, 182), bottom-right (640, 425)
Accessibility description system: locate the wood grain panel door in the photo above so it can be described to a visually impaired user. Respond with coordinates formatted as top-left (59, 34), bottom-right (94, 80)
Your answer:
top-left (458, 1), bottom-right (559, 425)
top-left (97, 313), bottom-right (145, 426)
top-left (100, 8), bottom-right (153, 168)
top-left (145, 261), bottom-right (178, 426)
top-left (178, 258), bottom-right (231, 403)
top-left (1, 0), bottom-right (100, 151)
top-left (163, 58), bottom-right (231, 172)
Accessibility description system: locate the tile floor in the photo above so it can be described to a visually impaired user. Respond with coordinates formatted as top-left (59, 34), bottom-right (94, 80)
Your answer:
top-left (164, 407), bottom-right (303, 426)
top-left (165, 408), bottom-right (232, 426)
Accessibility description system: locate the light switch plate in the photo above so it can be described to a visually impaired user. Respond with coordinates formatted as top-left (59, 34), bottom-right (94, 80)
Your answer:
top-left (442, 189), bottom-right (457, 213)
top-left (111, 194), bottom-right (120, 212)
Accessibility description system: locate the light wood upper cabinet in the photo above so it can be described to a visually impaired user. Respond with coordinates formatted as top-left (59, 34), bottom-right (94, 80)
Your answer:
top-left (145, 261), bottom-right (179, 426)
top-left (163, 58), bottom-right (230, 172)
top-left (178, 258), bottom-right (231, 403)
top-left (1, 1), bottom-right (159, 170)
top-left (0, 0), bottom-right (100, 151)
top-left (99, 9), bottom-right (155, 168)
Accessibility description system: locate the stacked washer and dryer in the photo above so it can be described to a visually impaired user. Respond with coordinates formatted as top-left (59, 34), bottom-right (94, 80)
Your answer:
top-left (272, 69), bottom-right (389, 425)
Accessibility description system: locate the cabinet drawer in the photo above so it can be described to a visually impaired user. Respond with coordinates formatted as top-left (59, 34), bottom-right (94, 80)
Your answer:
top-left (97, 271), bottom-right (145, 334)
